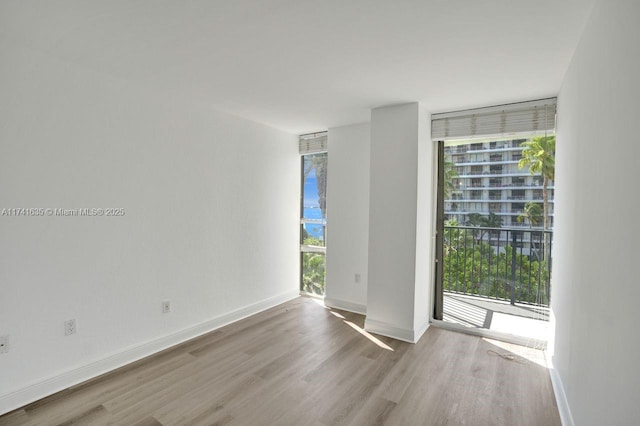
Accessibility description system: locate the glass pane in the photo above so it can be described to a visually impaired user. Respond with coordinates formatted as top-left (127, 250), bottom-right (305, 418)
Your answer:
top-left (301, 223), bottom-right (326, 247)
top-left (302, 152), bottom-right (328, 222)
top-left (440, 136), bottom-right (555, 342)
top-left (301, 252), bottom-right (325, 296)
top-left (301, 151), bottom-right (327, 295)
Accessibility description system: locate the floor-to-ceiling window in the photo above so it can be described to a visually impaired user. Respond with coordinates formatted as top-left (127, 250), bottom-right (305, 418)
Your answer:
top-left (300, 133), bottom-right (328, 296)
top-left (433, 99), bottom-right (556, 346)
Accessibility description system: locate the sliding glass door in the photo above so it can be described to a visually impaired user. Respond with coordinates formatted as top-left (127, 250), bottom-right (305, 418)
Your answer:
top-left (432, 99), bottom-right (556, 344)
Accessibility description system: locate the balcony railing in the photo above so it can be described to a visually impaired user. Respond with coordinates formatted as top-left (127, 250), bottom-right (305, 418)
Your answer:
top-left (443, 226), bottom-right (552, 307)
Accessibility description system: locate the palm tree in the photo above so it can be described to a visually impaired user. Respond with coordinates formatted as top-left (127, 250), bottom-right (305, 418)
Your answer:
top-left (465, 213), bottom-right (483, 227)
top-left (466, 212), bottom-right (502, 243)
top-left (518, 201), bottom-right (543, 260)
top-left (519, 136), bottom-right (555, 263)
top-left (481, 212), bottom-right (502, 247)
top-left (303, 153), bottom-right (328, 219)
top-left (466, 213), bottom-right (484, 242)
top-left (443, 159), bottom-right (459, 199)
top-left (517, 201), bottom-right (542, 228)
top-left (518, 136), bottom-right (555, 231)
top-left (482, 212), bottom-right (503, 228)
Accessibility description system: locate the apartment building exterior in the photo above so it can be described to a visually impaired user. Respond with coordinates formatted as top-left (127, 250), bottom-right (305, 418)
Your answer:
top-left (444, 138), bottom-right (554, 230)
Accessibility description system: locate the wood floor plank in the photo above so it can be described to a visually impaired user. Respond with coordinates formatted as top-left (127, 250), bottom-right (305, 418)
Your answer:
top-left (0, 297), bottom-right (560, 426)
top-left (56, 404), bottom-right (112, 426)
top-left (131, 416), bottom-right (163, 426)
top-left (0, 409), bottom-right (29, 426)
top-left (22, 352), bottom-right (198, 425)
top-left (346, 397), bottom-right (397, 426)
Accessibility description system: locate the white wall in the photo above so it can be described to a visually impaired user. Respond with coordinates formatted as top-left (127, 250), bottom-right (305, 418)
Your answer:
top-left (552, 1), bottom-right (640, 424)
top-left (325, 123), bottom-right (370, 314)
top-left (0, 42), bottom-right (299, 413)
top-left (365, 103), bottom-right (432, 342)
top-left (413, 109), bottom-right (435, 332)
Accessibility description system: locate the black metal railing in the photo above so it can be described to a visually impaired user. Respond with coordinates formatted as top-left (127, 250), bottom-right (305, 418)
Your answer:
top-left (443, 226), bottom-right (552, 307)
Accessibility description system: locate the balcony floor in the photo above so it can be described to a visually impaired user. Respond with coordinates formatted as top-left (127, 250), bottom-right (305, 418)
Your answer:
top-left (443, 292), bottom-right (549, 345)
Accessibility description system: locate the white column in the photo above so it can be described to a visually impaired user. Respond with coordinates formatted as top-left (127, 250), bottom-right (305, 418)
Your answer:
top-left (364, 103), bottom-right (434, 343)
top-left (325, 123), bottom-right (371, 314)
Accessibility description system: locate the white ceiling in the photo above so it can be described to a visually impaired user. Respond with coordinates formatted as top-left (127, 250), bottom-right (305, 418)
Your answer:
top-left (1, 0), bottom-right (594, 134)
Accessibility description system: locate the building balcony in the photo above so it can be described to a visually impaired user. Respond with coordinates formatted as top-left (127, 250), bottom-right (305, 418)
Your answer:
top-left (531, 195), bottom-right (555, 201)
top-left (455, 159), bottom-right (520, 166)
top-left (465, 146), bottom-right (523, 153)
top-left (444, 209), bottom-right (555, 218)
top-left (443, 293), bottom-right (549, 343)
top-left (458, 172), bottom-right (541, 178)
top-left (445, 146), bottom-right (467, 154)
top-left (446, 199), bottom-right (555, 206)
top-left (445, 208), bottom-right (486, 214)
top-left (442, 225), bottom-right (552, 343)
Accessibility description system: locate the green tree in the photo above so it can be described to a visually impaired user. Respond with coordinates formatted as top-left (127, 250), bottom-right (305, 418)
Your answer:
top-left (518, 201), bottom-right (543, 261)
top-left (445, 218), bottom-right (459, 227)
top-left (518, 136), bottom-right (555, 231)
top-left (442, 239), bottom-right (551, 306)
top-left (466, 212), bottom-right (502, 243)
top-left (443, 159), bottom-right (459, 198)
top-left (302, 252), bottom-right (325, 295)
top-left (481, 212), bottom-right (502, 246)
top-left (444, 218), bottom-right (471, 257)
top-left (517, 201), bottom-right (542, 228)
top-left (482, 212), bottom-right (503, 228)
top-left (518, 135), bottom-right (555, 265)
top-left (466, 212), bottom-right (502, 228)
top-left (466, 213), bottom-right (483, 227)
top-left (466, 213), bottom-right (484, 242)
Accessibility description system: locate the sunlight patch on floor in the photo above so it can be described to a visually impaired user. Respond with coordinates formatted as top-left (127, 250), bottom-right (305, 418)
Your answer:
top-left (490, 312), bottom-right (549, 342)
top-left (344, 321), bottom-right (394, 351)
top-left (329, 310), bottom-right (346, 319)
top-left (483, 337), bottom-right (547, 367)
top-left (311, 297), bottom-right (326, 307)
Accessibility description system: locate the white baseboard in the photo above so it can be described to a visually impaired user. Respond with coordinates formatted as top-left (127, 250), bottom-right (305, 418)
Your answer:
top-left (364, 318), bottom-right (429, 343)
top-left (413, 316), bottom-right (431, 343)
top-left (323, 297), bottom-right (367, 315)
top-left (0, 290), bottom-right (299, 416)
top-left (546, 354), bottom-right (574, 426)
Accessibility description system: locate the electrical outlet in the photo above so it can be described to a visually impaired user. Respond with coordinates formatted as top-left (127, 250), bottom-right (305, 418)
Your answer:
top-left (0, 335), bottom-right (9, 353)
top-left (355, 273), bottom-right (361, 283)
top-left (162, 300), bottom-right (171, 314)
top-left (64, 319), bottom-right (76, 336)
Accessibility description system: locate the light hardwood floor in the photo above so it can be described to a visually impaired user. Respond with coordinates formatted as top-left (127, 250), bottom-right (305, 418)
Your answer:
top-left (0, 297), bottom-right (560, 426)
